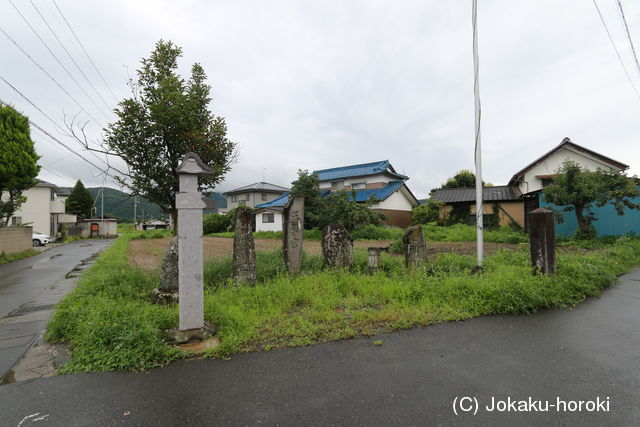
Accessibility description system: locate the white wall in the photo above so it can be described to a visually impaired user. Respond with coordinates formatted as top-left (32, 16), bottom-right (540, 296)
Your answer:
top-left (226, 191), bottom-right (285, 209)
top-left (319, 173), bottom-right (393, 189)
top-left (519, 147), bottom-right (622, 194)
top-left (256, 211), bottom-right (283, 232)
top-left (10, 186), bottom-right (52, 235)
top-left (372, 187), bottom-right (416, 211)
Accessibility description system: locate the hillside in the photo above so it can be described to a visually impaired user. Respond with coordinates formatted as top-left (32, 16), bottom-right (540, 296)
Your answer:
top-left (87, 188), bottom-right (227, 222)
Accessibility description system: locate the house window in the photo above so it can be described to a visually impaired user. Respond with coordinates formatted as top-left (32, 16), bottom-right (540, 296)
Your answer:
top-left (541, 178), bottom-right (553, 188)
top-left (351, 182), bottom-right (366, 190)
top-left (11, 216), bottom-right (22, 226)
top-left (245, 194), bottom-right (251, 201)
top-left (231, 195), bottom-right (237, 202)
top-left (262, 213), bottom-right (274, 223)
top-left (261, 193), bottom-right (268, 201)
top-left (331, 180), bottom-right (344, 191)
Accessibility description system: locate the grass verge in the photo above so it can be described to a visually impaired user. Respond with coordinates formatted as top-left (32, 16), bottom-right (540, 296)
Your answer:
top-left (46, 234), bottom-right (640, 373)
top-left (0, 249), bottom-right (39, 265)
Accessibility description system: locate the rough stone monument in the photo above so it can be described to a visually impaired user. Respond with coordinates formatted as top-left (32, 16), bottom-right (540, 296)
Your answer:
top-left (233, 207), bottom-right (257, 284)
top-left (175, 152), bottom-right (215, 332)
top-left (152, 236), bottom-right (180, 304)
top-left (321, 224), bottom-right (354, 268)
top-left (283, 194), bottom-right (305, 273)
top-left (402, 225), bottom-right (427, 267)
top-left (367, 247), bottom-right (381, 273)
top-left (528, 207), bottom-right (556, 275)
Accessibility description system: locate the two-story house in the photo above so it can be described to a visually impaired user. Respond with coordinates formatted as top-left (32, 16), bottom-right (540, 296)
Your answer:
top-left (223, 182), bottom-right (290, 211)
top-left (254, 160), bottom-right (419, 231)
top-left (8, 180), bottom-right (77, 239)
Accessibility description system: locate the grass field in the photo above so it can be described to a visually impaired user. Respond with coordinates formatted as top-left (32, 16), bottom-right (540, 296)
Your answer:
top-left (45, 230), bottom-right (640, 373)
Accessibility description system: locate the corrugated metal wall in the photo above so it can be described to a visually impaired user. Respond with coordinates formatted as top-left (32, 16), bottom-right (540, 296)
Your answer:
top-left (539, 191), bottom-right (640, 237)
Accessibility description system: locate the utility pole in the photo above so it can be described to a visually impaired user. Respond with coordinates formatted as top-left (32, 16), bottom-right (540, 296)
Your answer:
top-left (133, 195), bottom-right (138, 226)
top-left (101, 185), bottom-right (104, 238)
top-left (472, 0), bottom-right (484, 266)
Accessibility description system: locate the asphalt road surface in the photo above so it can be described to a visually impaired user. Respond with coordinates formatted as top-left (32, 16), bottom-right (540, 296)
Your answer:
top-left (0, 239), bottom-right (113, 381)
top-left (1, 267), bottom-right (638, 426)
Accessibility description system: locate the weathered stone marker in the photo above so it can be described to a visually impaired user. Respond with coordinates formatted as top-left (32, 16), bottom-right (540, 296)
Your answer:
top-left (233, 207), bottom-right (257, 284)
top-left (528, 207), bottom-right (556, 275)
top-left (283, 195), bottom-right (305, 273)
top-left (175, 152), bottom-right (214, 331)
top-left (322, 224), bottom-right (354, 268)
top-left (402, 225), bottom-right (427, 267)
top-left (367, 247), bottom-right (381, 273)
top-left (159, 237), bottom-right (179, 292)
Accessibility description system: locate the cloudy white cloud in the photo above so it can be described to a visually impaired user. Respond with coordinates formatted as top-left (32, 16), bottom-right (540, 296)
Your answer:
top-left (1, 0), bottom-right (639, 199)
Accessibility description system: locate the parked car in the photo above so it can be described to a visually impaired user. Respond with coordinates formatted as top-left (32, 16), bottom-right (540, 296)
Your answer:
top-left (32, 232), bottom-right (51, 246)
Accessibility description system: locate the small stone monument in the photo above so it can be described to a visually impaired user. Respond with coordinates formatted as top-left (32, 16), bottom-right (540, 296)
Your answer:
top-left (283, 195), bottom-right (305, 273)
top-left (153, 236), bottom-right (179, 304)
top-left (367, 247), bottom-right (381, 273)
top-left (233, 207), bottom-right (257, 284)
top-left (175, 152), bottom-right (214, 332)
top-left (403, 225), bottom-right (427, 267)
top-left (321, 224), bottom-right (354, 268)
top-left (528, 208), bottom-right (556, 275)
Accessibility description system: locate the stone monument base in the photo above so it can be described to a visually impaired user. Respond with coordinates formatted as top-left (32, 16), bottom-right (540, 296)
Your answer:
top-left (164, 321), bottom-right (218, 345)
top-left (151, 288), bottom-right (179, 304)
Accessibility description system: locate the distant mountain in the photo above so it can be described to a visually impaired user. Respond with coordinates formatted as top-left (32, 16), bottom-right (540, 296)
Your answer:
top-left (87, 188), bottom-right (227, 222)
top-left (204, 192), bottom-right (227, 214)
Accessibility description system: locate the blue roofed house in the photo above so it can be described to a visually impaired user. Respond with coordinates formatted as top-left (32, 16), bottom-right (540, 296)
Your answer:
top-left (254, 160), bottom-right (420, 231)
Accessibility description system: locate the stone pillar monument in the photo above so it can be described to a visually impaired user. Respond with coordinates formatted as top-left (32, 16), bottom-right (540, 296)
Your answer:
top-left (321, 224), bottom-right (354, 268)
top-left (402, 225), bottom-right (427, 268)
top-left (367, 247), bottom-right (381, 273)
top-left (283, 195), bottom-right (305, 273)
top-left (528, 208), bottom-right (556, 275)
top-left (175, 153), bottom-right (215, 331)
top-left (233, 207), bottom-right (257, 284)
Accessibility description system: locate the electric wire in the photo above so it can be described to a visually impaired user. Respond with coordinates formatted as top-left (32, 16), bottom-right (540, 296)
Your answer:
top-left (615, 0), bottom-right (640, 79)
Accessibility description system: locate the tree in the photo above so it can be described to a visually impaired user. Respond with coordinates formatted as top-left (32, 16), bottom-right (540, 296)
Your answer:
top-left (65, 180), bottom-right (94, 219)
top-left (441, 169), bottom-right (477, 189)
top-left (0, 105), bottom-right (40, 226)
top-left (102, 40), bottom-right (236, 227)
top-left (411, 199), bottom-right (443, 225)
top-left (542, 160), bottom-right (640, 234)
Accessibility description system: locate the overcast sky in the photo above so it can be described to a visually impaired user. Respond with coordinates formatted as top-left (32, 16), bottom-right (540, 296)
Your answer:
top-left (1, 0), bottom-right (639, 199)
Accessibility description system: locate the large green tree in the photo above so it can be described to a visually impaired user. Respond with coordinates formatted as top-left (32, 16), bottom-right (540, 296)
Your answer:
top-left (0, 105), bottom-right (40, 226)
top-left (103, 40), bottom-right (236, 226)
top-left (65, 180), bottom-right (94, 219)
top-left (543, 160), bottom-right (640, 234)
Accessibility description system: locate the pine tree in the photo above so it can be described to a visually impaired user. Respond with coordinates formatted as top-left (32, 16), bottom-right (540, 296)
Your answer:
top-left (65, 180), bottom-right (94, 219)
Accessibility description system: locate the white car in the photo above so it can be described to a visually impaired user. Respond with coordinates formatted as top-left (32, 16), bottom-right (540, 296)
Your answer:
top-left (32, 232), bottom-right (51, 246)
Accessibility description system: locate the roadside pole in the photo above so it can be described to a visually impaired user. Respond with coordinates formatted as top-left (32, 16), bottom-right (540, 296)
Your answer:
top-left (472, 0), bottom-right (484, 266)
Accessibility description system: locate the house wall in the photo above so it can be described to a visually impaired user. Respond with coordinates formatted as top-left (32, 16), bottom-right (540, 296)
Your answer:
top-left (256, 211), bottom-right (283, 232)
top-left (318, 173), bottom-right (394, 191)
top-left (373, 209), bottom-right (412, 228)
top-left (226, 192), bottom-right (285, 210)
top-left (10, 187), bottom-right (54, 236)
top-left (0, 226), bottom-right (32, 254)
top-left (439, 201), bottom-right (525, 228)
top-left (519, 147), bottom-right (622, 195)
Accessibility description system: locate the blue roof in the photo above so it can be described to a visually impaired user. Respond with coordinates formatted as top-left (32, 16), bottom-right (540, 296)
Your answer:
top-left (314, 160), bottom-right (408, 181)
top-left (254, 181), bottom-right (408, 208)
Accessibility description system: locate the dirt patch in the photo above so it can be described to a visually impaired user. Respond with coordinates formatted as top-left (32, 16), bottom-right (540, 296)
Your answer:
top-left (129, 236), bottom-right (518, 270)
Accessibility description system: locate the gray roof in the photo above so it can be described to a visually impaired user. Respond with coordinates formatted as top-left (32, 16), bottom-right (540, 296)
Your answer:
top-left (56, 187), bottom-right (72, 196)
top-left (433, 186), bottom-right (520, 203)
top-left (224, 182), bottom-right (289, 196)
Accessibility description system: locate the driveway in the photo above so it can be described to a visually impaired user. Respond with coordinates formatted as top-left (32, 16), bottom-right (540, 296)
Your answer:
top-left (0, 266), bottom-right (638, 425)
top-left (0, 239), bottom-right (113, 382)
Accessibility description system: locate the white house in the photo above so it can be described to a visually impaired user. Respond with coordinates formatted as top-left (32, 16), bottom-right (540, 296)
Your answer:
top-left (7, 180), bottom-right (77, 239)
top-left (254, 160), bottom-right (419, 231)
top-left (223, 182), bottom-right (289, 210)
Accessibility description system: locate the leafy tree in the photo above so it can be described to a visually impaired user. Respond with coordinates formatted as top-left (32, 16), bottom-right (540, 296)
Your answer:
top-left (289, 170), bottom-right (325, 229)
top-left (0, 105), bottom-right (40, 226)
top-left (65, 180), bottom-right (94, 219)
top-left (411, 199), bottom-right (443, 225)
top-left (543, 160), bottom-right (640, 234)
top-left (442, 169), bottom-right (477, 189)
top-left (103, 40), bottom-right (236, 227)
top-left (289, 170), bottom-right (385, 231)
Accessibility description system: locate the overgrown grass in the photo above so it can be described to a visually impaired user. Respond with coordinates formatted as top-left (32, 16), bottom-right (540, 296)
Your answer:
top-left (46, 234), bottom-right (640, 373)
top-left (128, 229), bottom-right (173, 240)
top-left (0, 249), bottom-right (39, 265)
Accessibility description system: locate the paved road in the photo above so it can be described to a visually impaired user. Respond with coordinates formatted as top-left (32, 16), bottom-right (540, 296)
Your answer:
top-left (0, 240), bottom-right (113, 381)
top-left (1, 268), bottom-right (639, 426)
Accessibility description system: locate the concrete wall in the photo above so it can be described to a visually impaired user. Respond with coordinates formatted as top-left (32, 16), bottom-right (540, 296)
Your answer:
top-left (0, 227), bottom-right (33, 255)
top-left (256, 211), bottom-right (283, 232)
top-left (374, 209), bottom-right (412, 228)
top-left (79, 220), bottom-right (118, 238)
top-left (519, 147), bottom-right (622, 195)
top-left (10, 187), bottom-right (53, 236)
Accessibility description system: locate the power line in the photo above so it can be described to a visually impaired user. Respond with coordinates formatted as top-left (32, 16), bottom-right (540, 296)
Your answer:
top-left (6, 0), bottom-right (109, 123)
top-left (28, 0), bottom-right (113, 113)
top-left (615, 0), bottom-right (640, 79)
top-left (0, 98), bottom-right (113, 180)
top-left (592, 0), bottom-right (640, 101)
top-left (0, 74), bottom-right (111, 170)
top-left (51, 0), bottom-right (119, 103)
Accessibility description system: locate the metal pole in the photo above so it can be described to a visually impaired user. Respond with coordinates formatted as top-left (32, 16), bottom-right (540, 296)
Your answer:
top-left (133, 195), bottom-right (137, 225)
top-left (101, 186), bottom-right (104, 238)
top-left (472, 0), bottom-right (484, 266)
